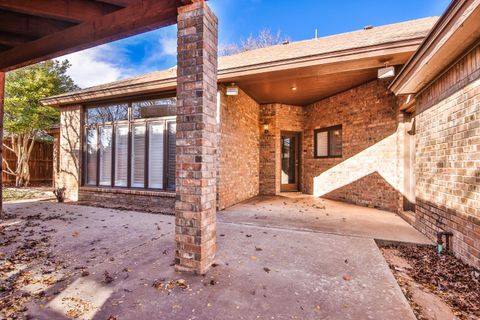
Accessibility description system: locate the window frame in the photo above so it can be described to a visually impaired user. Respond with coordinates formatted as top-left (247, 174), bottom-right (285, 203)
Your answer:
top-left (313, 125), bottom-right (343, 159)
top-left (81, 93), bottom-right (177, 192)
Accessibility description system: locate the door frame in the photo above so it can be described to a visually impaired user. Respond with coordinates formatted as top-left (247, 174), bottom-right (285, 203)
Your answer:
top-left (280, 131), bottom-right (301, 192)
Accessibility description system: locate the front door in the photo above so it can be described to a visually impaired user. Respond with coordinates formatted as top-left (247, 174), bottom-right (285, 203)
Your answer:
top-left (281, 132), bottom-right (300, 192)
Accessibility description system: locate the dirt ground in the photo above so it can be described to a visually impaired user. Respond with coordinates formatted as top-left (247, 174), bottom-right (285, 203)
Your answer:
top-left (381, 245), bottom-right (480, 320)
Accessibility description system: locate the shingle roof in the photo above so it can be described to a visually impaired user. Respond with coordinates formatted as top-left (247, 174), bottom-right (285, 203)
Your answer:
top-left (219, 16), bottom-right (438, 71)
top-left (43, 16), bottom-right (438, 104)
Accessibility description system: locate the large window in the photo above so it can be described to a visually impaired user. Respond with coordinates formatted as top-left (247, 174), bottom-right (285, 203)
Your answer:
top-left (83, 97), bottom-right (176, 190)
top-left (314, 125), bottom-right (342, 158)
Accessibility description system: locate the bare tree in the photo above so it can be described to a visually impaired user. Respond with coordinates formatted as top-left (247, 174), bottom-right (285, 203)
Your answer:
top-left (219, 28), bottom-right (290, 56)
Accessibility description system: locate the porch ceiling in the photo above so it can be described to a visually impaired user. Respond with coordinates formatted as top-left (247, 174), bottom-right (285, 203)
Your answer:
top-left (0, 0), bottom-right (191, 71)
top-left (220, 43), bottom-right (417, 106)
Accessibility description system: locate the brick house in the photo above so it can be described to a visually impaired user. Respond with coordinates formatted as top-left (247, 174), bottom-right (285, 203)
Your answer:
top-left (41, 1), bottom-right (480, 272)
top-left (391, 0), bottom-right (480, 268)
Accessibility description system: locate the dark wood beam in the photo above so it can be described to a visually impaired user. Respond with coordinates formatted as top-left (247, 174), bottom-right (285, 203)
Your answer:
top-left (0, 10), bottom-right (75, 38)
top-left (0, 0), bottom-right (121, 23)
top-left (0, 32), bottom-right (36, 47)
top-left (0, 0), bottom-right (180, 71)
top-left (94, 0), bottom-right (140, 7)
top-left (0, 44), bottom-right (13, 52)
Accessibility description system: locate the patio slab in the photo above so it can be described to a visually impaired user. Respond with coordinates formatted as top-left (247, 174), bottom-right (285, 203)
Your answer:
top-left (1, 201), bottom-right (415, 319)
top-left (219, 194), bottom-right (432, 245)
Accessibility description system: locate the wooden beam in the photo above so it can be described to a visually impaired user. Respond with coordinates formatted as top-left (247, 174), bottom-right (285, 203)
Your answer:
top-left (0, 0), bottom-right (180, 71)
top-left (0, 71), bottom-right (4, 219)
top-left (0, 44), bottom-right (13, 52)
top-left (0, 32), bottom-right (36, 47)
top-left (0, 0), bottom-right (121, 23)
top-left (94, 0), bottom-right (141, 7)
top-left (0, 10), bottom-right (74, 38)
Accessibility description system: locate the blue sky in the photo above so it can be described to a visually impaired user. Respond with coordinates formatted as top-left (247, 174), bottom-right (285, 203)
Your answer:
top-left (60, 0), bottom-right (450, 88)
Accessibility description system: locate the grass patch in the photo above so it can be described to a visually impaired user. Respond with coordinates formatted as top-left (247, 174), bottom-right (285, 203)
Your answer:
top-left (2, 188), bottom-right (44, 202)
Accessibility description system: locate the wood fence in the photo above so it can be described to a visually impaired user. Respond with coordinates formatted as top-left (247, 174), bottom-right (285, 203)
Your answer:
top-left (2, 140), bottom-right (54, 186)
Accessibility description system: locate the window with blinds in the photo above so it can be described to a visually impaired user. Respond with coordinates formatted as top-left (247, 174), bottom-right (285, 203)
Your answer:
top-left (167, 122), bottom-right (176, 190)
top-left (99, 126), bottom-right (113, 185)
top-left (86, 128), bottom-right (97, 185)
top-left (83, 97), bottom-right (176, 191)
top-left (131, 124), bottom-right (145, 188)
top-left (314, 125), bottom-right (343, 158)
top-left (148, 122), bottom-right (164, 189)
top-left (115, 125), bottom-right (128, 186)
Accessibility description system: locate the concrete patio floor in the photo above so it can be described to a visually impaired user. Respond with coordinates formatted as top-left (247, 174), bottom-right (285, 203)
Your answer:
top-left (0, 199), bottom-right (425, 319)
top-left (219, 194), bottom-right (432, 245)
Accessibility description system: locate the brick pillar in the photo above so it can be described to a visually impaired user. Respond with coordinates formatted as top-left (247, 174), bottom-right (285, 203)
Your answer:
top-left (175, 1), bottom-right (218, 274)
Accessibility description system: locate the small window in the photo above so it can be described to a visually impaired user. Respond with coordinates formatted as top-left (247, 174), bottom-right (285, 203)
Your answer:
top-left (132, 98), bottom-right (176, 119)
top-left (314, 125), bottom-right (342, 158)
top-left (86, 103), bottom-right (128, 124)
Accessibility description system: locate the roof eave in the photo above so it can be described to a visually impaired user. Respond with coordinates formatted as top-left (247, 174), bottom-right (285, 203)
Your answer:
top-left (42, 38), bottom-right (424, 107)
top-left (390, 0), bottom-right (480, 95)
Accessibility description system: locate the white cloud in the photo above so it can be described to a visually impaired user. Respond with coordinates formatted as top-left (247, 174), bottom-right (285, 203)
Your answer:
top-left (141, 31), bottom-right (177, 67)
top-left (58, 44), bottom-right (130, 89)
top-left (160, 35), bottom-right (177, 56)
top-left (56, 26), bottom-right (178, 89)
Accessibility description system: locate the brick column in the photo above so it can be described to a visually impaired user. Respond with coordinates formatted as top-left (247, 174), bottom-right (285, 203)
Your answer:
top-left (175, 1), bottom-right (218, 274)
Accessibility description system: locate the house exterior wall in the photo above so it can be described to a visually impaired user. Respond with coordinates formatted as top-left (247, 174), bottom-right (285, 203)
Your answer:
top-left (57, 105), bottom-right (81, 201)
top-left (303, 80), bottom-right (403, 213)
top-left (415, 44), bottom-right (480, 268)
top-left (259, 103), bottom-right (304, 195)
top-left (56, 80), bottom-right (407, 215)
top-left (218, 86), bottom-right (260, 209)
top-left (57, 105), bottom-right (177, 213)
top-left (78, 188), bottom-right (176, 214)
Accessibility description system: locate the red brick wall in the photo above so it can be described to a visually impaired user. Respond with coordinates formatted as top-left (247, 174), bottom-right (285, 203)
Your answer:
top-left (218, 86), bottom-right (260, 209)
top-left (78, 187), bottom-right (175, 215)
top-left (303, 80), bottom-right (403, 212)
top-left (259, 103), bottom-right (304, 195)
top-left (415, 44), bottom-right (480, 268)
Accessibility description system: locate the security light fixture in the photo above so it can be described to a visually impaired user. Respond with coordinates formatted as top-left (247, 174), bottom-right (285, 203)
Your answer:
top-left (378, 66), bottom-right (395, 79)
top-left (291, 86), bottom-right (297, 91)
top-left (263, 124), bottom-right (270, 133)
top-left (226, 83), bottom-right (239, 96)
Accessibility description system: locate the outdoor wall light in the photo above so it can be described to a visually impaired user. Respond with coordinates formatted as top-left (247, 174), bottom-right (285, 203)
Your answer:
top-left (226, 83), bottom-right (239, 96)
top-left (291, 85), bottom-right (297, 91)
top-left (263, 124), bottom-right (270, 133)
top-left (377, 66), bottom-right (395, 79)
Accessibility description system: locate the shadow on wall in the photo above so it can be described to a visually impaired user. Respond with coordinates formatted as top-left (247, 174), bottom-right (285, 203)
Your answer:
top-left (59, 109), bottom-right (80, 199)
top-left (322, 171), bottom-right (400, 212)
top-left (313, 131), bottom-right (402, 197)
top-left (415, 197), bottom-right (480, 268)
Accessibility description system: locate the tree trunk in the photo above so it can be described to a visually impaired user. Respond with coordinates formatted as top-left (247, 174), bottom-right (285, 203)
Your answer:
top-left (3, 133), bottom-right (35, 187)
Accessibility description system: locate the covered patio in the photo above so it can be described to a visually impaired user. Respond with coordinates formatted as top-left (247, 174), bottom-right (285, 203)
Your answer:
top-left (0, 0), bottom-right (220, 274)
top-left (1, 199), bottom-right (425, 319)
top-left (219, 194), bottom-right (431, 245)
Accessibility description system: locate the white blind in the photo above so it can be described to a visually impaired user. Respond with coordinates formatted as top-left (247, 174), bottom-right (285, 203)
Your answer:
top-left (148, 122), bottom-right (164, 189)
top-left (316, 131), bottom-right (328, 157)
top-left (99, 126), bottom-right (113, 186)
top-left (131, 124), bottom-right (145, 188)
top-left (86, 128), bottom-right (97, 185)
top-left (167, 122), bottom-right (176, 190)
top-left (115, 125), bottom-right (128, 186)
